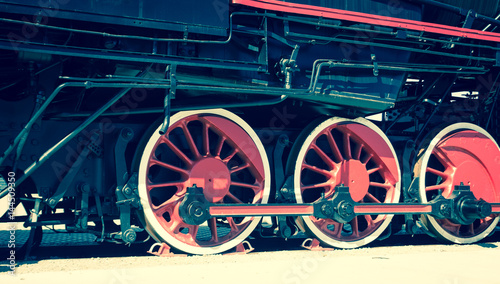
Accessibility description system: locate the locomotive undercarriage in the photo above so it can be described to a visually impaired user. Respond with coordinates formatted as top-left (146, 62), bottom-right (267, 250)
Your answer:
top-left (1, 0), bottom-right (500, 256)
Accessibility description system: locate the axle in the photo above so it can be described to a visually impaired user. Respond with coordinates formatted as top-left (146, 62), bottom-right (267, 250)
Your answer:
top-left (179, 184), bottom-right (497, 226)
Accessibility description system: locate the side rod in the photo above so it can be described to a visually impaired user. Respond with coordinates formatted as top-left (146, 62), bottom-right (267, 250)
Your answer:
top-left (179, 185), bottom-right (497, 226)
top-left (208, 203), bottom-right (434, 217)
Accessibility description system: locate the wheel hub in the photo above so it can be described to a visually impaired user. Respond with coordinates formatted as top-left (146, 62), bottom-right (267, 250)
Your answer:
top-left (189, 158), bottom-right (230, 203)
top-left (339, 159), bottom-right (369, 202)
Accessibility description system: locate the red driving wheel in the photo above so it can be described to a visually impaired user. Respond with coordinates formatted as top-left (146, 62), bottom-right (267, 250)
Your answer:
top-left (289, 117), bottom-right (400, 248)
top-left (415, 123), bottom-right (500, 243)
top-left (137, 109), bottom-right (270, 254)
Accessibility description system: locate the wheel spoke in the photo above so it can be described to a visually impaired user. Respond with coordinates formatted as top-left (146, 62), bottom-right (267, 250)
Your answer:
top-left (442, 222), bottom-right (461, 235)
top-left (150, 158), bottom-right (189, 176)
top-left (147, 181), bottom-right (185, 190)
top-left (222, 148), bottom-right (238, 163)
top-left (344, 133), bottom-right (352, 160)
top-left (311, 144), bottom-right (336, 170)
top-left (323, 221), bottom-right (342, 238)
top-left (225, 192), bottom-right (244, 204)
top-left (354, 143), bottom-right (363, 161)
top-left (369, 182), bottom-right (392, 190)
top-left (208, 218), bottom-right (218, 242)
top-left (361, 153), bottom-right (373, 165)
top-left (161, 137), bottom-right (194, 167)
top-left (215, 137), bottom-right (226, 157)
top-left (433, 148), bottom-right (456, 168)
top-left (468, 224), bottom-right (475, 235)
top-left (230, 163), bottom-right (250, 174)
top-left (186, 224), bottom-right (199, 241)
top-left (203, 123), bottom-right (210, 156)
top-left (364, 192), bottom-right (381, 203)
top-left (367, 166), bottom-right (382, 175)
top-left (315, 218), bottom-right (326, 229)
top-left (301, 182), bottom-right (331, 191)
top-left (226, 217), bottom-right (240, 231)
top-left (303, 163), bottom-right (333, 177)
top-left (333, 222), bottom-right (343, 237)
top-left (153, 195), bottom-right (182, 216)
top-left (167, 219), bottom-right (182, 233)
top-left (426, 167), bottom-right (448, 179)
top-left (180, 123), bottom-right (201, 159)
top-left (230, 181), bottom-right (261, 194)
top-left (326, 131), bottom-right (343, 162)
top-left (425, 184), bottom-right (447, 191)
top-left (364, 215), bottom-right (374, 227)
top-left (351, 217), bottom-right (359, 237)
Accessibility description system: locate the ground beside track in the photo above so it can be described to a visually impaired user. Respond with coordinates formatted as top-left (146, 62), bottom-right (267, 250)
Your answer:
top-left (1, 230), bottom-right (500, 284)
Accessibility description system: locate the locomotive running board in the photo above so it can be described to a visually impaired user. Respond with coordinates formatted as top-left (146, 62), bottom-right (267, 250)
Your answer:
top-left (179, 184), bottom-right (499, 226)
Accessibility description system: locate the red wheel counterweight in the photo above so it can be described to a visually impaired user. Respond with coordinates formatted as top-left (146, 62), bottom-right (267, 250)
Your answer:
top-left (137, 109), bottom-right (270, 254)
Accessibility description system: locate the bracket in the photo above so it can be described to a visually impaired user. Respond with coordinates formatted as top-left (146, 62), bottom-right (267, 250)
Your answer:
top-left (114, 127), bottom-right (137, 244)
top-left (301, 238), bottom-right (334, 251)
top-left (401, 140), bottom-right (417, 202)
top-left (76, 183), bottom-right (90, 230)
top-left (224, 241), bottom-right (255, 255)
top-left (148, 243), bottom-right (187, 257)
top-left (23, 198), bottom-right (43, 259)
top-left (279, 176), bottom-right (296, 203)
top-left (462, 10), bottom-right (476, 29)
top-left (274, 134), bottom-right (290, 202)
top-left (441, 9), bottom-right (476, 49)
top-left (277, 215), bottom-right (295, 239)
top-left (403, 174), bottom-right (421, 234)
top-left (371, 54), bottom-right (379, 77)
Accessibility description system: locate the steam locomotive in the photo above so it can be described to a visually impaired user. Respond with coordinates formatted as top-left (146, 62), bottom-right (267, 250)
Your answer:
top-left (1, 0), bottom-right (500, 255)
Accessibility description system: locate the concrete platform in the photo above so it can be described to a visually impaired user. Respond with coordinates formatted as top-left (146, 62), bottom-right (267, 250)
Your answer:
top-left (1, 240), bottom-right (499, 284)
